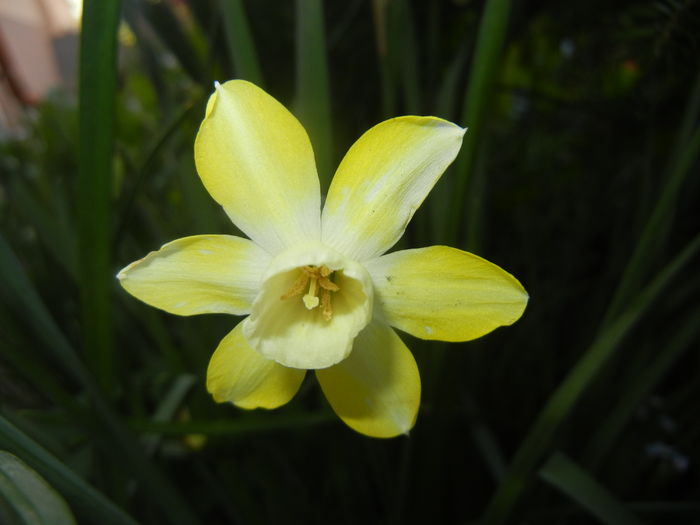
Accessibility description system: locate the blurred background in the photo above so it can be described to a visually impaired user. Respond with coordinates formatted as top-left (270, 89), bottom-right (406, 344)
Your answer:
top-left (0, 0), bottom-right (699, 523)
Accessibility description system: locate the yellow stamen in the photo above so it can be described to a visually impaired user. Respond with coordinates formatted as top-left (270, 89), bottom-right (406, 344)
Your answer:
top-left (280, 271), bottom-right (310, 300)
top-left (320, 288), bottom-right (332, 320)
top-left (281, 264), bottom-right (339, 320)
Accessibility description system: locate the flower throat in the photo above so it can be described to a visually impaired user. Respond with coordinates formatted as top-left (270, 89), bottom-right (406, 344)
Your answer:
top-left (280, 265), bottom-right (339, 320)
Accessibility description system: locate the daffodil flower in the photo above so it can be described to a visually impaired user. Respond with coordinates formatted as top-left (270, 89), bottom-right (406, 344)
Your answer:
top-left (117, 80), bottom-right (528, 438)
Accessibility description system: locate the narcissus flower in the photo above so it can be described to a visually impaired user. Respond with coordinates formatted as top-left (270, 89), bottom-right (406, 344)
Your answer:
top-left (118, 80), bottom-right (528, 438)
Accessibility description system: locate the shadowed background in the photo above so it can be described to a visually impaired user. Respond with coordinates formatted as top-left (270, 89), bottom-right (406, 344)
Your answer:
top-left (0, 0), bottom-right (699, 523)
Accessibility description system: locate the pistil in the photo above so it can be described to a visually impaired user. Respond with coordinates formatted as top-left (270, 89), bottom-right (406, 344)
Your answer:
top-left (303, 277), bottom-right (320, 309)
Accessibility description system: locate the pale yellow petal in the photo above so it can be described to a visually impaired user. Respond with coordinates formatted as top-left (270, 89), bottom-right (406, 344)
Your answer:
top-left (243, 242), bottom-right (373, 369)
top-left (117, 235), bottom-right (270, 316)
top-left (321, 116), bottom-right (465, 260)
top-left (195, 80), bottom-right (321, 254)
top-left (365, 246), bottom-right (528, 341)
top-left (207, 322), bottom-right (306, 409)
top-left (316, 322), bottom-right (420, 438)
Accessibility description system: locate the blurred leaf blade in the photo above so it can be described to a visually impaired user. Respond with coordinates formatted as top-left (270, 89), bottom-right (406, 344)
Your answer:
top-left (220, 0), bottom-right (263, 85)
top-left (0, 451), bottom-right (77, 525)
top-left (132, 411), bottom-right (335, 437)
top-left (449, 0), bottom-right (511, 248)
top-left (132, 0), bottom-right (206, 84)
top-left (540, 451), bottom-right (645, 525)
top-left (295, 0), bottom-right (333, 189)
top-left (481, 232), bottom-right (700, 524)
top-left (78, 0), bottom-right (122, 392)
top-left (0, 417), bottom-right (136, 525)
top-left (584, 311), bottom-right (700, 468)
top-left (0, 233), bottom-right (87, 386)
top-left (605, 83), bottom-right (700, 323)
top-left (0, 236), bottom-right (201, 525)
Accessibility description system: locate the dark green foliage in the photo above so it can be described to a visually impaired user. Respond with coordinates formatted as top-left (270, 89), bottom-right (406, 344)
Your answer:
top-left (0, 0), bottom-right (698, 523)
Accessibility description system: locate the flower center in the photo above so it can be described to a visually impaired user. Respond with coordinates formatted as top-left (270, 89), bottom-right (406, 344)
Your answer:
top-left (280, 265), bottom-right (340, 320)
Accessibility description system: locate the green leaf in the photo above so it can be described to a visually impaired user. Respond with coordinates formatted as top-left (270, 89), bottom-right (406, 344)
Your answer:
top-left (0, 234), bottom-right (87, 387)
top-left (540, 452), bottom-right (645, 525)
top-left (604, 70), bottom-right (700, 322)
top-left (480, 232), bottom-right (700, 525)
top-left (295, 0), bottom-right (333, 190)
top-left (136, 0), bottom-right (206, 83)
top-left (132, 412), bottom-right (334, 436)
top-left (0, 418), bottom-right (136, 525)
top-left (448, 0), bottom-right (511, 249)
top-left (584, 312), bottom-right (700, 468)
top-left (0, 451), bottom-right (76, 525)
top-left (78, 0), bottom-right (122, 392)
top-left (220, 0), bottom-right (263, 85)
top-left (391, 0), bottom-right (420, 114)
top-left (0, 237), bottom-right (200, 525)
top-left (143, 375), bottom-right (197, 455)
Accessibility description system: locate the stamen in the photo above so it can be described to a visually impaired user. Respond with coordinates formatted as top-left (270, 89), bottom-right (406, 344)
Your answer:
top-left (280, 264), bottom-right (339, 320)
top-left (319, 276), bottom-right (339, 292)
top-left (280, 271), bottom-right (310, 300)
top-left (320, 288), bottom-right (333, 320)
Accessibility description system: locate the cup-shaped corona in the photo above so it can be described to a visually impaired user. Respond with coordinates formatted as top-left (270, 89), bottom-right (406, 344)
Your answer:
top-left (243, 242), bottom-right (374, 369)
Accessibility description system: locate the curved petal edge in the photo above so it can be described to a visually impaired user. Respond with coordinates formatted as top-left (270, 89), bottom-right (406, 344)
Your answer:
top-left (322, 116), bottom-right (465, 260)
top-left (117, 235), bottom-right (270, 316)
top-left (207, 322), bottom-right (306, 409)
top-left (316, 322), bottom-right (420, 438)
top-left (365, 245), bottom-right (528, 341)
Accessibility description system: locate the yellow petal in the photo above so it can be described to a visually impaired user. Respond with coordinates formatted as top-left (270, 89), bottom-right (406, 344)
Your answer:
top-left (243, 241), bottom-right (373, 369)
top-left (195, 80), bottom-right (321, 254)
top-left (365, 246), bottom-right (528, 341)
top-left (207, 322), bottom-right (306, 409)
top-left (321, 116), bottom-right (465, 260)
top-left (316, 322), bottom-right (420, 438)
top-left (117, 235), bottom-right (270, 316)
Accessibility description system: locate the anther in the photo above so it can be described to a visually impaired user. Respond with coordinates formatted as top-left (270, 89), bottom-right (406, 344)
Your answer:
top-left (281, 264), bottom-right (339, 320)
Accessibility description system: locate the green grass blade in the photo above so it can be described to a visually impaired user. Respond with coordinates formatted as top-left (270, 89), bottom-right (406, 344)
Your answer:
top-left (295, 0), bottom-right (333, 189)
top-left (114, 99), bottom-right (201, 246)
top-left (143, 375), bottom-right (196, 454)
top-left (136, 0), bottom-right (206, 83)
top-left (78, 0), bottom-right (122, 392)
top-left (372, 0), bottom-right (396, 118)
top-left (448, 0), bottom-right (510, 248)
top-left (220, 0), bottom-right (263, 85)
top-left (132, 412), bottom-right (334, 437)
top-left (0, 325), bottom-right (74, 407)
top-left (540, 452), bottom-right (645, 525)
top-left (0, 451), bottom-right (76, 525)
top-left (604, 125), bottom-right (700, 322)
top-left (584, 311), bottom-right (700, 468)
top-left (0, 237), bottom-right (200, 525)
top-left (0, 234), bottom-right (87, 386)
top-left (391, 0), bottom-right (420, 114)
top-left (480, 232), bottom-right (700, 524)
top-left (10, 179), bottom-right (77, 279)
top-left (429, 42), bottom-right (472, 242)
top-left (669, 69), bottom-right (700, 174)
top-left (0, 417), bottom-right (137, 525)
